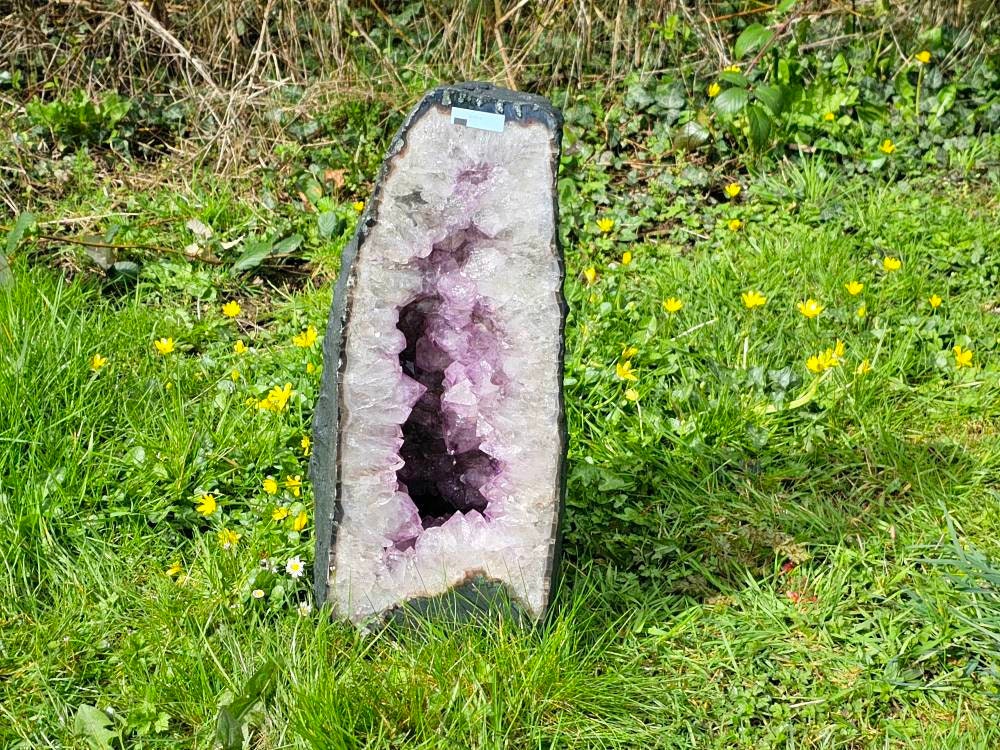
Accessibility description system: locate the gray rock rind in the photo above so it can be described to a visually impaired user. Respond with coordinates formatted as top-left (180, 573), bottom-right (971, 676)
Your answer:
top-left (311, 82), bottom-right (566, 623)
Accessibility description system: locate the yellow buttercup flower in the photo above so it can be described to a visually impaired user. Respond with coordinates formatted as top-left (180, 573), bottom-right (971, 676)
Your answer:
top-left (845, 281), bottom-right (863, 296)
top-left (583, 267), bottom-right (597, 285)
top-left (741, 290), bottom-right (767, 309)
top-left (723, 64), bottom-right (740, 73)
top-left (217, 528), bottom-right (241, 550)
top-left (856, 359), bottom-right (872, 375)
top-left (857, 304), bottom-right (867, 319)
top-left (915, 50), bottom-right (931, 64)
top-left (621, 346), bottom-right (639, 360)
top-left (806, 341), bottom-right (846, 374)
top-left (615, 360), bottom-right (638, 382)
top-left (596, 218), bottom-right (615, 234)
top-left (263, 477), bottom-right (279, 495)
top-left (293, 325), bottom-right (318, 348)
top-left (230, 368), bottom-right (240, 382)
top-left (352, 201), bottom-right (365, 212)
top-left (663, 297), bottom-right (683, 314)
top-left (624, 388), bottom-right (639, 402)
top-left (621, 251), bottom-right (632, 265)
top-left (880, 139), bottom-right (896, 154)
top-left (301, 435), bottom-right (312, 456)
top-left (272, 506), bottom-right (289, 521)
top-left (195, 493), bottom-right (218, 516)
top-left (929, 294), bottom-right (943, 309)
top-left (222, 300), bottom-right (241, 318)
top-left (707, 82), bottom-right (721, 98)
top-left (806, 355), bottom-right (825, 374)
top-left (154, 337), bottom-right (175, 355)
top-left (285, 475), bottom-right (302, 498)
top-left (306, 362), bottom-right (316, 374)
top-left (165, 561), bottom-right (182, 577)
top-left (258, 383), bottom-right (293, 412)
top-left (823, 112), bottom-right (836, 122)
top-left (292, 511), bottom-right (308, 532)
top-left (953, 345), bottom-right (973, 368)
top-left (724, 183), bottom-right (741, 199)
top-left (727, 218), bottom-right (742, 232)
top-left (234, 340), bottom-right (248, 354)
top-left (796, 299), bottom-right (824, 319)
top-left (90, 353), bottom-right (108, 372)
top-left (882, 256), bottom-right (901, 272)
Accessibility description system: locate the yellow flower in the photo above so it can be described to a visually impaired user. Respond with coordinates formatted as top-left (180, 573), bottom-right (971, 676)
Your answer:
top-left (90, 353), bottom-right (108, 372)
top-left (615, 360), bottom-right (638, 382)
top-left (727, 218), bottom-right (742, 232)
top-left (230, 368), bottom-right (240, 382)
top-left (929, 294), bottom-right (943, 309)
top-left (263, 477), bottom-right (279, 495)
top-left (724, 183), bottom-right (741, 199)
top-left (806, 355), bottom-right (825, 374)
top-left (222, 301), bottom-right (241, 318)
top-left (621, 251), bottom-right (632, 266)
top-left (165, 561), bottom-right (182, 577)
top-left (301, 435), bottom-right (311, 456)
top-left (856, 359), bottom-right (872, 375)
top-left (258, 383), bottom-right (293, 412)
top-left (292, 511), bottom-right (308, 532)
top-left (285, 475), bottom-right (302, 498)
top-left (845, 281), bottom-right (864, 296)
top-left (596, 218), bottom-right (615, 234)
top-left (707, 82), bottom-right (721, 98)
top-left (882, 256), bottom-right (901, 272)
top-left (879, 139), bottom-right (896, 154)
top-left (154, 337), bottom-right (175, 355)
top-left (834, 339), bottom-right (845, 359)
top-left (624, 388), bottom-right (639, 402)
top-left (663, 297), bottom-right (683, 314)
top-left (953, 345), bottom-right (973, 369)
top-left (621, 346), bottom-right (639, 360)
top-left (796, 299), bottom-right (824, 319)
top-left (352, 201), bottom-right (365, 212)
top-left (723, 64), bottom-right (740, 73)
top-left (806, 341), bottom-right (846, 374)
top-left (218, 528), bottom-right (241, 550)
top-left (741, 290), bottom-right (767, 309)
top-left (272, 506), bottom-right (289, 521)
top-left (857, 304), bottom-right (867, 319)
top-left (915, 50), bottom-right (931, 64)
top-left (293, 325), bottom-right (318, 348)
top-left (583, 267), bottom-right (597, 285)
top-left (195, 493), bottom-right (218, 517)
top-left (823, 112), bottom-right (836, 122)
top-left (234, 340), bottom-right (248, 355)
top-left (306, 362), bottom-right (316, 374)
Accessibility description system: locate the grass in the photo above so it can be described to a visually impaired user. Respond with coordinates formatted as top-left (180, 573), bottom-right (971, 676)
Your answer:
top-left (2, 160), bottom-right (1000, 747)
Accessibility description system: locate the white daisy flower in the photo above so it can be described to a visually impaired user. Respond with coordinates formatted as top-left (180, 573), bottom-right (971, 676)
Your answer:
top-left (252, 589), bottom-right (265, 599)
top-left (285, 555), bottom-right (305, 578)
top-left (297, 601), bottom-right (313, 617)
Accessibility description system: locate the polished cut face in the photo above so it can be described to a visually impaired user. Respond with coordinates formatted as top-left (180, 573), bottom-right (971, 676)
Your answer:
top-left (312, 85), bottom-right (566, 624)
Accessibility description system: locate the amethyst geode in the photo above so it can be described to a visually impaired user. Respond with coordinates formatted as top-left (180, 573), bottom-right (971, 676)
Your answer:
top-left (311, 83), bottom-right (566, 623)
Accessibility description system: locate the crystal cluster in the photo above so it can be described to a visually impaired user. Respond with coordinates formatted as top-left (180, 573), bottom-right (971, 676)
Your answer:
top-left (315, 86), bottom-right (564, 623)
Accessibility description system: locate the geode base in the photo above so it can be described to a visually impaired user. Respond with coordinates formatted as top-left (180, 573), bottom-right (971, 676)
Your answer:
top-left (311, 83), bottom-right (565, 624)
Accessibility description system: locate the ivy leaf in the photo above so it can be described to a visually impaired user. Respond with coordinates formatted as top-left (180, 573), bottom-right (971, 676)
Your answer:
top-left (713, 88), bottom-right (750, 116)
top-left (734, 23), bottom-right (774, 59)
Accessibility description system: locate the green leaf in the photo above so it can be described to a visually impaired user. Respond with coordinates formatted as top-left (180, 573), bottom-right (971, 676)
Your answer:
top-left (747, 104), bottom-right (772, 151)
top-left (719, 71), bottom-right (748, 87)
top-left (713, 88), bottom-right (750, 116)
top-left (734, 23), bottom-right (774, 59)
top-left (318, 211), bottom-right (344, 239)
top-left (272, 233), bottom-right (303, 255)
top-left (5, 211), bottom-right (34, 254)
top-left (754, 84), bottom-right (784, 116)
top-left (216, 660), bottom-right (280, 750)
top-left (672, 120), bottom-right (710, 150)
top-left (935, 84), bottom-right (957, 116)
top-left (233, 238), bottom-right (273, 273)
top-left (74, 705), bottom-right (119, 750)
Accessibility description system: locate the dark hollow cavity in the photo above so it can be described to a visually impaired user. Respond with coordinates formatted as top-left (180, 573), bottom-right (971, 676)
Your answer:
top-left (395, 227), bottom-right (503, 530)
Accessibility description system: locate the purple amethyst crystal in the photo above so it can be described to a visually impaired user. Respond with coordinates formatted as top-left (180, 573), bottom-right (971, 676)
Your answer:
top-left (311, 83), bottom-right (565, 623)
